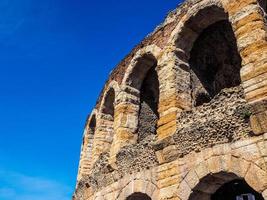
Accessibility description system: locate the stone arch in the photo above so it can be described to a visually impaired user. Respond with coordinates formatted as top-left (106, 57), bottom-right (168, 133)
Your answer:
top-left (122, 45), bottom-right (162, 90)
top-left (77, 110), bottom-right (98, 179)
top-left (187, 172), bottom-right (265, 200)
top-left (99, 81), bottom-right (120, 115)
top-left (121, 45), bottom-right (162, 142)
top-left (126, 192), bottom-right (152, 200)
top-left (91, 81), bottom-right (120, 166)
top-left (170, 0), bottom-right (226, 53)
top-left (169, 1), bottom-right (243, 107)
top-left (176, 155), bottom-right (267, 200)
top-left (98, 82), bottom-right (118, 147)
top-left (258, 0), bottom-right (267, 13)
top-left (116, 179), bottom-right (159, 200)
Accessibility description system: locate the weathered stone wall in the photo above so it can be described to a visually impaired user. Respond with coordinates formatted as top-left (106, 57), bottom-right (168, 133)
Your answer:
top-left (74, 134), bottom-right (267, 200)
top-left (175, 86), bottom-right (251, 155)
top-left (74, 0), bottom-right (267, 199)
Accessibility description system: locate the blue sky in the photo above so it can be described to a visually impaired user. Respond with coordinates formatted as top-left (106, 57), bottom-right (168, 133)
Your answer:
top-left (0, 0), bottom-right (181, 199)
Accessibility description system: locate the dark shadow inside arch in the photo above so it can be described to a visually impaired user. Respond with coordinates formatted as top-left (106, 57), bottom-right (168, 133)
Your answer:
top-left (101, 88), bottom-right (115, 149)
top-left (258, 0), bottom-right (267, 13)
top-left (102, 88), bottom-right (115, 117)
top-left (126, 192), bottom-right (152, 200)
top-left (137, 61), bottom-right (159, 142)
top-left (189, 173), bottom-right (264, 200)
top-left (212, 179), bottom-right (264, 200)
top-left (88, 114), bottom-right (96, 135)
top-left (189, 19), bottom-right (242, 106)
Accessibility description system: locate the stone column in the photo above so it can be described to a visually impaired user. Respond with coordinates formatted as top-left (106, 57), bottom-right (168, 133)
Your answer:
top-left (77, 132), bottom-right (94, 180)
top-left (224, 0), bottom-right (267, 135)
top-left (156, 46), bottom-right (192, 140)
top-left (109, 85), bottom-right (139, 167)
top-left (91, 113), bottom-right (114, 167)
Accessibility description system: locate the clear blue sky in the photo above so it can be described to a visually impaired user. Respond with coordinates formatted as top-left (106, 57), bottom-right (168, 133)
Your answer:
top-left (0, 0), bottom-right (182, 199)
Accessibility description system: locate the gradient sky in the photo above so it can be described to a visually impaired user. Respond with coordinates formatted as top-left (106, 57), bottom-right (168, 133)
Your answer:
top-left (0, 0), bottom-right (182, 199)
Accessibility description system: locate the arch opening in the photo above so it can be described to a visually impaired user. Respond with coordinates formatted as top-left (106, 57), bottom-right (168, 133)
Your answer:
top-left (85, 114), bottom-right (96, 159)
top-left (189, 20), bottom-right (242, 106)
top-left (100, 87), bottom-right (115, 154)
top-left (127, 54), bottom-right (158, 90)
top-left (126, 192), bottom-right (152, 200)
top-left (136, 57), bottom-right (159, 142)
top-left (102, 88), bottom-right (115, 117)
top-left (88, 114), bottom-right (96, 135)
top-left (188, 173), bottom-right (264, 200)
top-left (258, 0), bottom-right (267, 13)
top-left (78, 114), bottom-right (97, 178)
top-left (211, 179), bottom-right (264, 200)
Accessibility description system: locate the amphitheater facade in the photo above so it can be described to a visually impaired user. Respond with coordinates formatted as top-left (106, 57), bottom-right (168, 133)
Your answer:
top-left (73, 0), bottom-right (267, 199)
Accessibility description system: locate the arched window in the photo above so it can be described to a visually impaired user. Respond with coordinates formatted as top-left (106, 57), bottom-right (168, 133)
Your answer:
top-left (188, 173), bottom-right (264, 200)
top-left (88, 114), bottom-right (96, 135)
top-left (78, 114), bottom-right (96, 178)
top-left (126, 192), bottom-right (152, 200)
top-left (90, 87), bottom-right (116, 167)
top-left (258, 0), bottom-right (267, 13)
top-left (133, 55), bottom-right (159, 142)
top-left (212, 179), bottom-right (264, 200)
top-left (84, 114), bottom-right (96, 166)
top-left (102, 88), bottom-right (115, 117)
top-left (101, 87), bottom-right (115, 149)
top-left (189, 19), bottom-right (242, 106)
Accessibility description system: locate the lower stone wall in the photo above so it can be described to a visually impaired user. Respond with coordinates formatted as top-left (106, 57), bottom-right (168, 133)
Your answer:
top-left (74, 133), bottom-right (267, 200)
top-left (174, 86), bottom-right (252, 156)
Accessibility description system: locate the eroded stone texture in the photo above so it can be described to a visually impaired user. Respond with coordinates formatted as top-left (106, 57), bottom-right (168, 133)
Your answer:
top-left (174, 86), bottom-right (252, 156)
top-left (116, 135), bottom-right (158, 174)
top-left (74, 0), bottom-right (267, 199)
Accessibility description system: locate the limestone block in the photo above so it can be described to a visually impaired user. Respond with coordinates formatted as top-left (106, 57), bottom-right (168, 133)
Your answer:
top-left (133, 180), bottom-right (146, 193)
top-left (162, 145), bottom-right (179, 162)
top-left (241, 62), bottom-right (267, 82)
top-left (255, 158), bottom-right (267, 171)
top-left (207, 156), bottom-right (224, 174)
top-left (156, 150), bottom-right (165, 164)
top-left (236, 20), bottom-right (265, 39)
top-left (257, 140), bottom-right (267, 157)
top-left (243, 71), bottom-right (267, 94)
top-left (177, 180), bottom-right (192, 200)
top-left (158, 166), bottom-right (178, 181)
top-left (246, 85), bottom-right (267, 102)
top-left (201, 148), bottom-right (214, 160)
top-left (237, 29), bottom-right (266, 52)
top-left (230, 156), bottom-right (251, 177)
top-left (194, 162), bottom-right (210, 180)
top-left (251, 111), bottom-right (267, 135)
top-left (232, 143), bottom-right (261, 161)
top-left (185, 170), bottom-right (199, 189)
top-left (225, 0), bottom-right (257, 16)
top-left (160, 184), bottom-right (179, 199)
top-left (242, 51), bottom-right (267, 70)
top-left (245, 163), bottom-right (267, 192)
top-left (158, 111), bottom-right (177, 127)
top-left (212, 144), bottom-right (231, 156)
top-left (158, 175), bottom-right (181, 188)
top-left (157, 120), bottom-right (177, 140)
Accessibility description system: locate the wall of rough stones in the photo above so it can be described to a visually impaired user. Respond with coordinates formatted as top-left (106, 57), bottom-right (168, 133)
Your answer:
top-left (74, 134), bottom-right (267, 200)
top-left (74, 0), bottom-right (267, 199)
